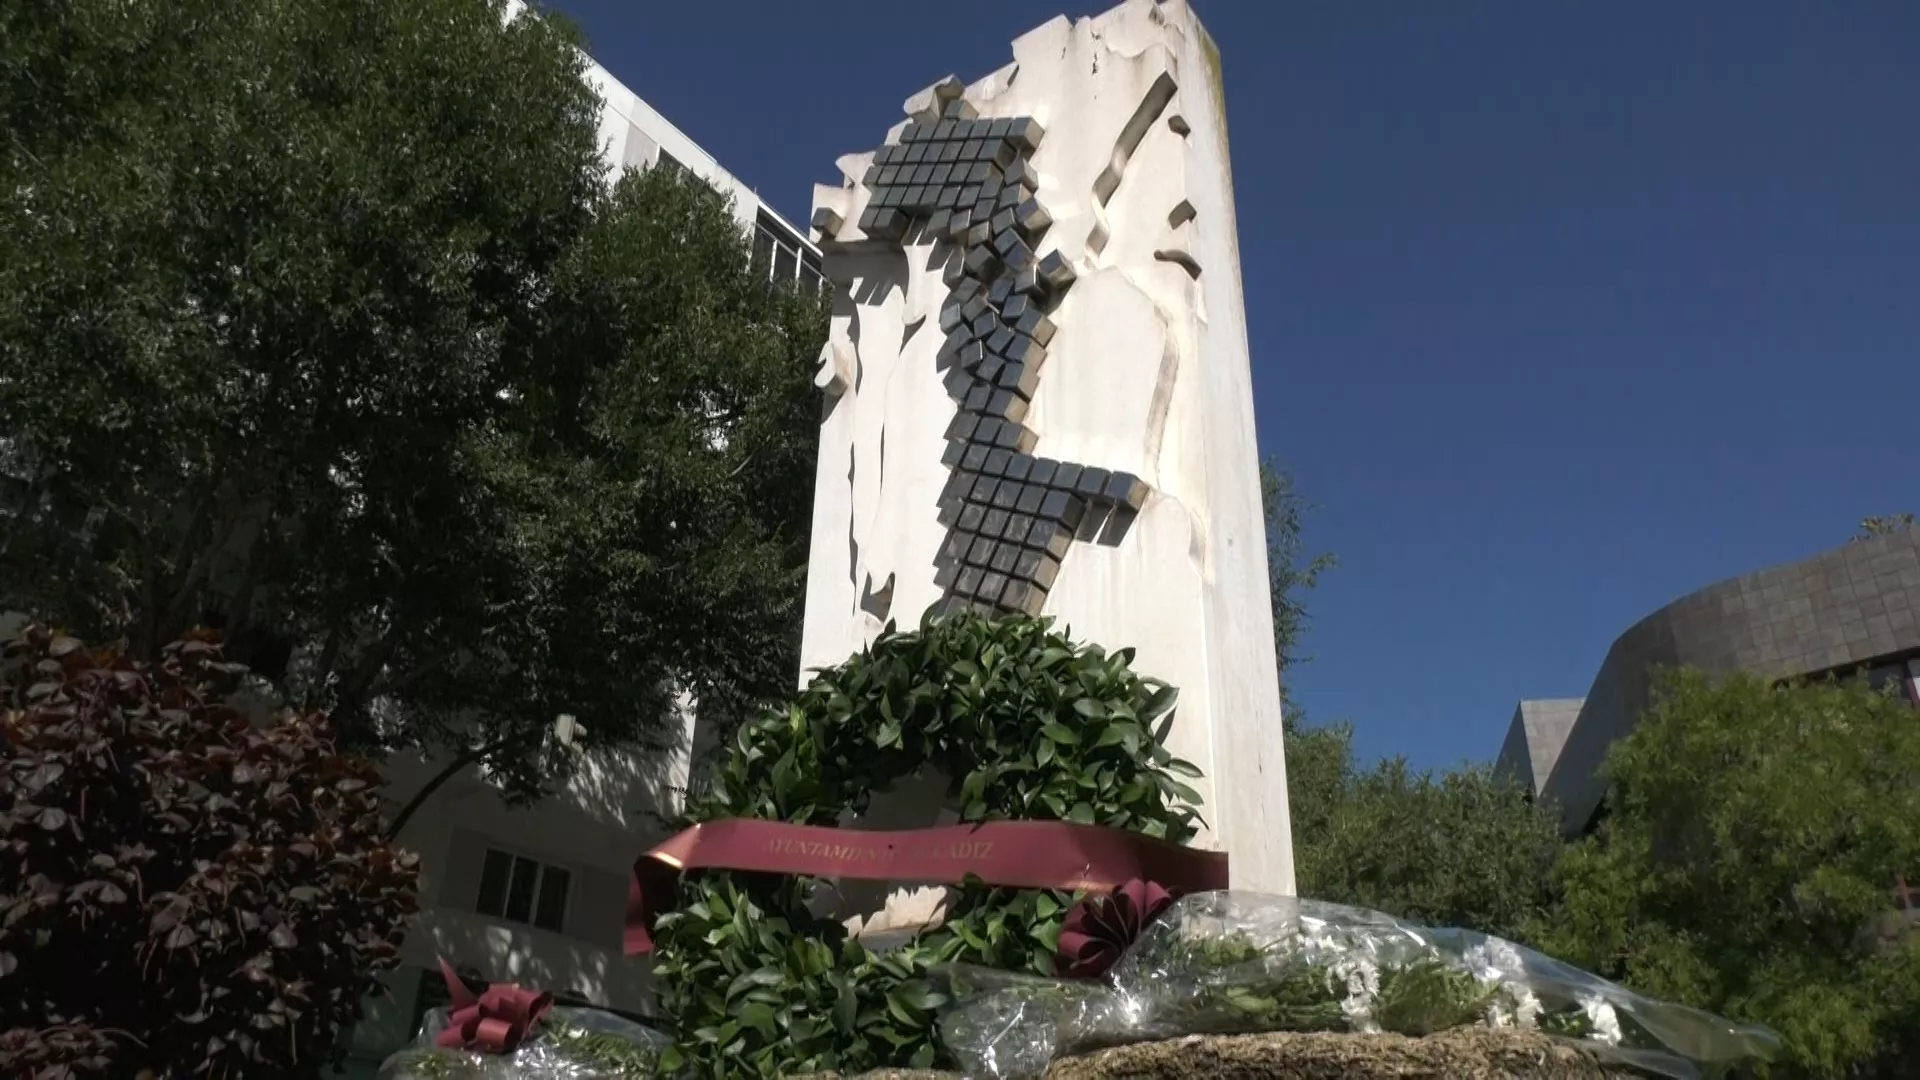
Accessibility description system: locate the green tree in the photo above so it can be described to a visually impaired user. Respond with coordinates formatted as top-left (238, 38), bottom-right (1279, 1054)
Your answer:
top-left (1261, 461), bottom-right (1560, 938)
top-left (1852, 513), bottom-right (1916, 542)
top-left (1289, 723), bottom-right (1564, 942)
top-left (1260, 460), bottom-right (1336, 686)
top-left (1533, 670), bottom-right (1920, 1078)
top-left (0, 0), bottom-right (823, 817)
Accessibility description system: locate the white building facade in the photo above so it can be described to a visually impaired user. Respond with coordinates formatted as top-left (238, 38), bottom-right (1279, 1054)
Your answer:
top-left (338, 14), bottom-right (818, 1073)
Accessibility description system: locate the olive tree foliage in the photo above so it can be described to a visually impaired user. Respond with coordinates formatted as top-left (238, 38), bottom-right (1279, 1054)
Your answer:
top-left (1532, 670), bottom-right (1920, 1079)
top-left (1852, 513), bottom-right (1915, 543)
top-left (0, 0), bottom-right (823, 809)
top-left (1261, 461), bottom-right (1562, 940)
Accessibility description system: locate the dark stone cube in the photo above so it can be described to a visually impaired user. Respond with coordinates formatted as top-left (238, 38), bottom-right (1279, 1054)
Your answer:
top-left (1007, 117), bottom-right (1046, 151)
top-left (941, 531), bottom-right (972, 565)
top-left (1073, 467), bottom-right (1110, 502)
top-left (1014, 198), bottom-right (1052, 235)
top-left (1002, 578), bottom-right (1046, 616)
top-left (1004, 334), bottom-right (1047, 368)
top-left (968, 536), bottom-right (997, 566)
top-left (987, 274), bottom-right (1015, 308)
top-left (1014, 549), bottom-right (1063, 589)
top-left (990, 543), bottom-right (1021, 575)
top-left (1016, 306), bottom-right (1057, 346)
top-left (1037, 250), bottom-right (1077, 292)
top-left (987, 389), bottom-right (1027, 423)
top-left (997, 361), bottom-right (1040, 400)
top-left (1103, 471), bottom-right (1150, 510)
top-left (1039, 489), bottom-right (1086, 530)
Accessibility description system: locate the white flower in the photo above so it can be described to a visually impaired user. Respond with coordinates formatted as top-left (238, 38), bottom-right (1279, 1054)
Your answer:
top-left (1580, 995), bottom-right (1624, 1045)
top-left (1462, 937), bottom-right (1541, 1028)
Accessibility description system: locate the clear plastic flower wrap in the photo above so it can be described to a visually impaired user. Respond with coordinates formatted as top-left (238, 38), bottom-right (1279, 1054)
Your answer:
top-left (377, 1005), bottom-right (671, 1079)
top-left (938, 891), bottom-right (1781, 1080)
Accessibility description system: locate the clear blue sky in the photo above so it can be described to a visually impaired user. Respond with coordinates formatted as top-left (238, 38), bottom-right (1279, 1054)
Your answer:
top-left (548, 0), bottom-right (1919, 772)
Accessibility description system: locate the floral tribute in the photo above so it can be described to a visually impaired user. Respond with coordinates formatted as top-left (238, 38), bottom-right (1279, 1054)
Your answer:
top-left (645, 612), bottom-right (1214, 1077)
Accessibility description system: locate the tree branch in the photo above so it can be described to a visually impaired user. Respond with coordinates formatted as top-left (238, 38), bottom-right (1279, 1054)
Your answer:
top-left (385, 731), bottom-right (534, 840)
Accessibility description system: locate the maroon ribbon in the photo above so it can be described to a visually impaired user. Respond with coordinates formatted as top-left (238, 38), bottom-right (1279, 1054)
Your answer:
top-left (1055, 878), bottom-right (1175, 978)
top-left (626, 818), bottom-right (1227, 955)
top-left (432, 957), bottom-right (553, 1054)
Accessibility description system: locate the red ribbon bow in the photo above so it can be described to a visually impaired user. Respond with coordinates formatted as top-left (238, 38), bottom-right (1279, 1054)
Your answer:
top-left (1054, 878), bottom-right (1174, 978)
top-left (432, 958), bottom-right (553, 1054)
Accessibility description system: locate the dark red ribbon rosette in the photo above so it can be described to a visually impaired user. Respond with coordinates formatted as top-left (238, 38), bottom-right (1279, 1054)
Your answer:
top-left (1054, 877), bottom-right (1175, 978)
top-left (432, 957), bottom-right (554, 1054)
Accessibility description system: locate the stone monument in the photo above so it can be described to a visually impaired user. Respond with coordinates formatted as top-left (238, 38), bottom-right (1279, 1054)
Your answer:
top-left (802, 0), bottom-right (1293, 895)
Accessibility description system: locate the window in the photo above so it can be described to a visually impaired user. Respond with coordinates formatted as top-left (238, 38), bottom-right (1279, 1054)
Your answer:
top-left (800, 249), bottom-right (825, 296)
top-left (654, 148), bottom-right (687, 181)
top-left (474, 848), bottom-right (570, 933)
top-left (754, 210), bottom-right (816, 293)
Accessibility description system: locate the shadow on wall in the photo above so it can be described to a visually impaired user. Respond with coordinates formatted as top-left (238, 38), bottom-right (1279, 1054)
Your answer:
top-left (404, 906), bottom-right (657, 1014)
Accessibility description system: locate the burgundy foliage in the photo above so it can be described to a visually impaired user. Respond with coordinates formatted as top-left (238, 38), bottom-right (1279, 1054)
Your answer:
top-left (0, 626), bottom-right (420, 1078)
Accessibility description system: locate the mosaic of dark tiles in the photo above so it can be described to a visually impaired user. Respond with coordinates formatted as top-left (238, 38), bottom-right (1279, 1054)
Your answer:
top-left (820, 93), bottom-right (1150, 618)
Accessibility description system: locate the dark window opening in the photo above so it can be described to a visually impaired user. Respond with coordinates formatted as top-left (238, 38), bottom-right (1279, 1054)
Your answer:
top-left (475, 848), bottom-right (569, 933)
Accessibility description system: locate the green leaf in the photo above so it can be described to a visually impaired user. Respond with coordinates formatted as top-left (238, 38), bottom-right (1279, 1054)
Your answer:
top-left (738, 1002), bottom-right (779, 1039)
top-left (1041, 722), bottom-right (1080, 745)
top-left (1072, 698), bottom-right (1107, 720)
top-left (1141, 683), bottom-right (1179, 721)
top-left (833, 980), bottom-right (858, 1035)
top-left (891, 981), bottom-right (949, 1012)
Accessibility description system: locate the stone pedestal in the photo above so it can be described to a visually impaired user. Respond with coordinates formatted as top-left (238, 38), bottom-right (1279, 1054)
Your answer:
top-left (801, 0), bottom-right (1293, 895)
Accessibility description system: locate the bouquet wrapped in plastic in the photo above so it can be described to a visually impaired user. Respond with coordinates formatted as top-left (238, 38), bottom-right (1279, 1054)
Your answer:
top-left (378, 961), bottom-right (669, 1079)
top-left (939, 889), bottom-right (1781, 1080)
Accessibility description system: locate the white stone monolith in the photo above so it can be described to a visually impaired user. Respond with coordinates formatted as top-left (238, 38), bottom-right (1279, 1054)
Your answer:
top-left (802, 0), bottom-right (1293, 896)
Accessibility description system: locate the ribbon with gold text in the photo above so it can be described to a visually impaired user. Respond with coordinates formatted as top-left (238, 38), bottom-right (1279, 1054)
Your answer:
top-left (624, 818), bottom-right (1228, 955)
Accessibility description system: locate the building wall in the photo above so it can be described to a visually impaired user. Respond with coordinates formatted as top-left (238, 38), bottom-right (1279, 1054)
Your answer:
top-left (1493, 698), bottom-right (1583, 798)
top-left (1536, 529), bottom-right (1920, 834)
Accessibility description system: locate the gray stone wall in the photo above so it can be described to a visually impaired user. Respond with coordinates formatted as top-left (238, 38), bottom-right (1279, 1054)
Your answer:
top-left (1494, 699), bottom-right (1583, 798)
top-left (1540, 529), bottom-right (1920, 833)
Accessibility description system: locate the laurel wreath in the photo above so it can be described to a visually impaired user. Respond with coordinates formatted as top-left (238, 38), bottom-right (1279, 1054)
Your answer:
top-left (647, 611), bottom-right (1207, 1077)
